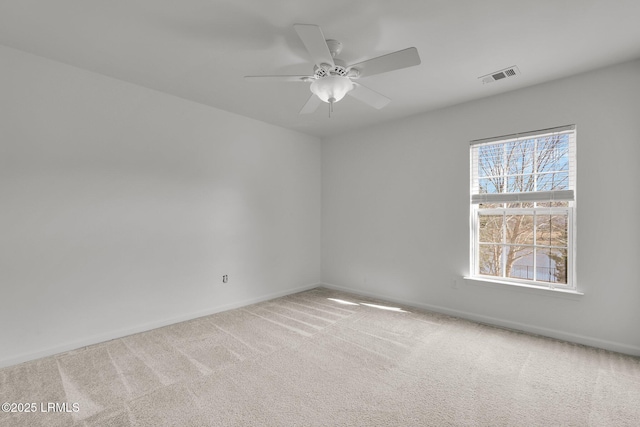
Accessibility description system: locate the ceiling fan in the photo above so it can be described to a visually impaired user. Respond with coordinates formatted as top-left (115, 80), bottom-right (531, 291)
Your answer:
top-left (245, 24), bottom-right (421, 115)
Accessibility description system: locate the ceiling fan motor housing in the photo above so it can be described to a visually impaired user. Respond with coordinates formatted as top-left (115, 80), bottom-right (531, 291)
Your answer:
top-left (314, 58), bottom-right (349, 79)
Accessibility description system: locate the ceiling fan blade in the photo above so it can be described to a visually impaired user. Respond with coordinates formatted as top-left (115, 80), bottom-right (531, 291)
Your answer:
top-left (348, 47), bottom-right (421, 78)
top-left (293, 24), bottom-right (335, 68)
top-left (348, 83), bottom-right (391, 109)
top-left (299, 94), bottom-right (322, 114)
top-left (244, 75), bottom-right (313, 82)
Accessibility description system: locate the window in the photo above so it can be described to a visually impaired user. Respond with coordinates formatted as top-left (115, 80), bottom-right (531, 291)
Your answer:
top-left (470, 125), bottom-right (576, 290)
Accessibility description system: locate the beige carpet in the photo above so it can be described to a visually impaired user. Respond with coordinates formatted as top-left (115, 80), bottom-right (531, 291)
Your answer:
top-left (1, 287), bottom-right (639, 426)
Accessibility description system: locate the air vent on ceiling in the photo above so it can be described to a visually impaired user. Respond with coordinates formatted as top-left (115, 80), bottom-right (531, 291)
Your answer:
top-left (479, 66), bottom-right (520, 84)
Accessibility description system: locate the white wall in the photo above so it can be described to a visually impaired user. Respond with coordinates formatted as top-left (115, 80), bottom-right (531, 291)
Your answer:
top-left (0, 45), bottom-right (321, 367)
top-left (2, 43), bottom-right (637, 367)
top-left (322, 59), bottom-right (640, 355)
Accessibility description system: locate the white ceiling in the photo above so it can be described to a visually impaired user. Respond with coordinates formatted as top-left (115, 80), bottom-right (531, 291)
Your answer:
top-left (1, 0), bottom-right (640, 138)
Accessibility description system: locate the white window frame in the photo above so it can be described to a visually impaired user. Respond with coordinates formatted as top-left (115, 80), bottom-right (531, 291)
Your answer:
top-left (470, 125), bottom-right (577, 291)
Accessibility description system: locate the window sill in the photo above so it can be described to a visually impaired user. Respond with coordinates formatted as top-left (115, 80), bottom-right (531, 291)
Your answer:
top-left (463, 276), bottom-right (584, 300)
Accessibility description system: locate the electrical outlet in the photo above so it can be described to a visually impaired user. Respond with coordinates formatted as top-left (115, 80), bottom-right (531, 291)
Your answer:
top-left (222, 275), bottom-right (228, 283)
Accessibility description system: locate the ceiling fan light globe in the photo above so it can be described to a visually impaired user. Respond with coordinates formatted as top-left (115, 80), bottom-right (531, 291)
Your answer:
top-left (310, 76), bottom-right (354, 104)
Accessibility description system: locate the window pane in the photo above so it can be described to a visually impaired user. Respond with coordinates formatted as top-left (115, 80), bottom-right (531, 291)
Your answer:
top-left (535, 248), bottom-right (568, 284)
top-left (479, 177), bottom-right (503, 194)
top-left (479, 244), bottom-right (502, 277)
top-left (478, 145), bottom-right (504, 177)
top-left (479, 215), bottom-right (503, 243)
top-left (536, 135), bottom-right (569, 173)
top-left (507, 175), bottom-right (535, 193)
top-left (537, 172), bottom-right (569, 191)
top-left (508, 248), bottom-right (536, 281)
top-left (506, 140), bottom-right (535, 176)
top-left (505, 214), bottom-right (535, 245)
top-left (536, 213), bottom-right (568, 247)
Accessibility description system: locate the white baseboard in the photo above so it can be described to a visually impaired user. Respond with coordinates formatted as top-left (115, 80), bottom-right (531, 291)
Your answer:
top-left (0, 282), bottom-right (320, 369)
top-left (319, 282), bottom-right (640, 357)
